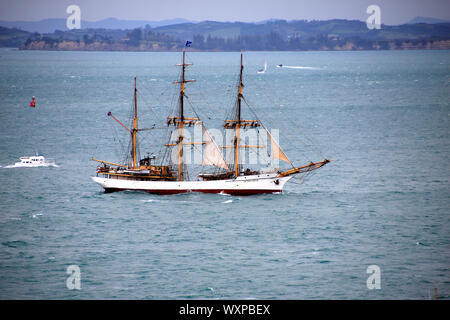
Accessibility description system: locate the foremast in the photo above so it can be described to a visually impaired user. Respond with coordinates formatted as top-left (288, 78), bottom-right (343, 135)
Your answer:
top-left (224, 50), bottom-right (331, 180)
top-left (223, 50), bottom-right (261, 178)
top-left (235, 51), bottom-right (243, 177)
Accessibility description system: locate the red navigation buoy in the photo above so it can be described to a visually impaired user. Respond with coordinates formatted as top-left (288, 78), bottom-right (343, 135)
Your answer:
top-left (30, 96), bottom-right (36, 108)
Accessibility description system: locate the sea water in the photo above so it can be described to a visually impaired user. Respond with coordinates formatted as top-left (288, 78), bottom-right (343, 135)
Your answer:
top-left (0, 48), bottom-right (448, 299)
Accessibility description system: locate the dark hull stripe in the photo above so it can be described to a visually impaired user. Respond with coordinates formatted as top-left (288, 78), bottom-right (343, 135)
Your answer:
top-left (104, 188), bottom-right (281, 195)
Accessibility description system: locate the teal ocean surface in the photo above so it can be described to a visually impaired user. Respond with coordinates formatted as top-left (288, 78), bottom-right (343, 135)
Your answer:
top-left (0, 48), bottom-right (448, 299)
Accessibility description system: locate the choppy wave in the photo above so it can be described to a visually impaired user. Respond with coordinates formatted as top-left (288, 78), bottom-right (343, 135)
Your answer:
top-left (2, 240), bottom-right (28, 248)
top-left (0, 50), bottom-right (448, 300)
top-left (141, 199), bottom-right (161, 203)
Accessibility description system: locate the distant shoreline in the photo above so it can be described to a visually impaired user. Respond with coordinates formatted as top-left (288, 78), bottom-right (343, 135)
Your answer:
top-left (18, 39), bottom-right (450, 52)
top-left (2, 19), bottom-right (449, 52)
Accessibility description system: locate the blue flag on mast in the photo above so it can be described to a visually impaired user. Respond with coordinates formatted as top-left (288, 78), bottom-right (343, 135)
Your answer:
top-left (185, 41), bottom-right (192, 47)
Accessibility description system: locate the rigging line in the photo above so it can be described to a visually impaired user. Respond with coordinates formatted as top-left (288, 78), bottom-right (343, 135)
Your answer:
top-left (166, 67), bottom-right (182, 119)
top-left (159, 127), bottom-right (174, 166)
top-left (136, 129), bottom-right (157, 153)
top-left (286, 178), bottom-right (302, 185)
top-left (171, 68), bottom-right (183, 110)
top-left (241, 96), bottom-right (310, 165)
top-left (92, 114), bottom-right (110, 159)
top-left (139, 120), bottom-right (169, 164)
top-left (124, 135), bottom-right (133, 166)
top-left (108, 117), bottom-right (127, 164)
top-left (242, 95), bottom-right (323, 161)
top-left (138, 120), bottom-right (178, 148)
top-left (125, 93), bottom-right (137, 165)
top-left (224, 77), bottom-right (240, 119)
top-left (243, 141), bottom-right (268, 167)
top-left (301, 170), bottom-right (318, 184)
top-left (220, 73), bottom-right (241, 123)
top-left (188, 87), bottom-right (222, 120)
top-left (251, 78), bottom-right (317, 149)
top-left (184, 95), bottom-right (203, 121)
top-left (285, 167), bottom-right (318, 185)
top-left (243, 92), bottom-right (319, 159)
top-left (188, 141), bottom-right (206, 172)
top-left (187, 70), bottom-right (235, 120)
top-left (141, 74), bottom-right (175, 96)
top-left (139, 81), bottom-right (174, 111)
top-left (258, 128), bottom-right (271, 158)
top-left (126, 96), bottom-right (134, 131)
top-left (238, 128), bottom-right (268, 162)
top-left (254, 75), bottom-right (325, 159)
top-left (136, 90), bottom-right (161, 121)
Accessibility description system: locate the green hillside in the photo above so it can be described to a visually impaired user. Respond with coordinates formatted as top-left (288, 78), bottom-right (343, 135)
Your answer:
top-left (2, 19), bottom-right (448, 51)
top-left (0, 26), bottom-right (31, 47)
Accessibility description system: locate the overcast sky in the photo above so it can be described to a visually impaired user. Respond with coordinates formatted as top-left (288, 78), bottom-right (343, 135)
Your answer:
top-left (0, 0), bottom-right (449, 25)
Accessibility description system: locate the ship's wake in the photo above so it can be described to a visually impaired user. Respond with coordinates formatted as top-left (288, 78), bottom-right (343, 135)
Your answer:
top-left (279, 65), bottom-right (322, 70)
top-left (3, 163), bottom-right (59, 168)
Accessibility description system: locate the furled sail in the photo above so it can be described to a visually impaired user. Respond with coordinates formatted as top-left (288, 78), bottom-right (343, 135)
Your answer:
top-left (202, 126), bottom-right (230, 170)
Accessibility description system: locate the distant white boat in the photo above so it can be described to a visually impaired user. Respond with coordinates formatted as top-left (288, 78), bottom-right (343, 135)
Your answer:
top-left (11, 155), bottom-right (57, 167)
top-left (257, 60), bottom-right (267, 74)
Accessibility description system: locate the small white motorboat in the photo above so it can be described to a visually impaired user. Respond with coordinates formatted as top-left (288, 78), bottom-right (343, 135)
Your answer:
top-left (12, 155), bottom-right (57, 167)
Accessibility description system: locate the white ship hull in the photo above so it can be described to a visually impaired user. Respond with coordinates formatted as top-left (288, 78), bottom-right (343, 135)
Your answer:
top-left (91, 173), bottom-right (293, 195)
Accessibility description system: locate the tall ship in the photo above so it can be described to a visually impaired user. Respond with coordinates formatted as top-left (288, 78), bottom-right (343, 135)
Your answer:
top-left (91, 49), bottom-right (330, 195)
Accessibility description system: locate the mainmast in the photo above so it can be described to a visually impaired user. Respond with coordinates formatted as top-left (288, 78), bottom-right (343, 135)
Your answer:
top-left (132, 75), bottom-right (138, 169)
top-left (173, 48), bottom-right (195, 181)
top-left (178, 50), bottom-right (185, 180)
top-left (235, 50), bottom-right (244, 177)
